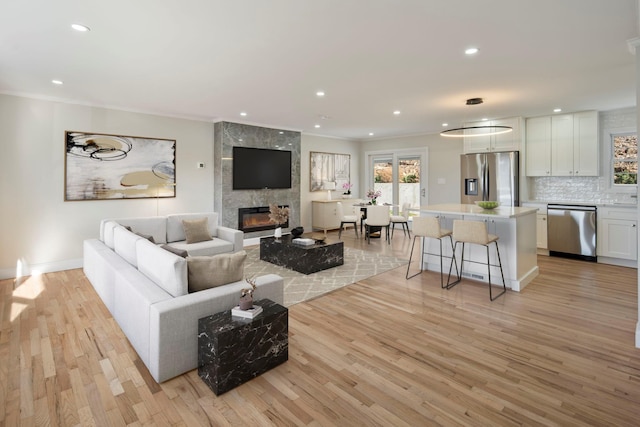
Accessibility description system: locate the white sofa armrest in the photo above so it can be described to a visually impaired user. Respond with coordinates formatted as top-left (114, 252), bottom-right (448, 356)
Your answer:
top-left (148, 274), bottom-right (283, 382)
top-left (216, 225), bottom-right (244, 252)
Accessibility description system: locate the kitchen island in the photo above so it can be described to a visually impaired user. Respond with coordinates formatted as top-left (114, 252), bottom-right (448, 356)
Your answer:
top-left (413, 204), bottom-right (539, 291)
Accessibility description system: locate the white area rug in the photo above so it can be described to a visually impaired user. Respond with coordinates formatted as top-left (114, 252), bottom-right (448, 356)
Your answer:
top-left (243, 246), bottom-right (408, 306)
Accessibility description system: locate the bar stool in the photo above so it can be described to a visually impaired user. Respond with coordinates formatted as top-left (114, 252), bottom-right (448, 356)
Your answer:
top-left (406, 216), bottom-right (458, 288)
top-left (446, 220), bottom-right (506, 301)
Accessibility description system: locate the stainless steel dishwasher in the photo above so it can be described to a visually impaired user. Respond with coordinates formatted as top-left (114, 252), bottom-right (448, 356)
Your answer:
top-left (547, 204), bottom-right (597, 262)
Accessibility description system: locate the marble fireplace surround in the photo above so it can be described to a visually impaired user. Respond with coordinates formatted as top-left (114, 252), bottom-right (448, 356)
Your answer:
top-left (213, 122), bottom-right (301, 239)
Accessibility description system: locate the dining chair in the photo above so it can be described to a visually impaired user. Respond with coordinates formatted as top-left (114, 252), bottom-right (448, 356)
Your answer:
top-left (364, 205), bottom-right (391, 244)
top-left (390, 202), bottom-right (411, 238)
top-left (336, 201), bottom-right (359, 238)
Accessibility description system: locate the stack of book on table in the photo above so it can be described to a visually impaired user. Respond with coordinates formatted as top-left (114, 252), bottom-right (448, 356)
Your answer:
top-left (292, 238), bottom-right (315, 246)
top-left (231, 305), bottom-right (263, 318)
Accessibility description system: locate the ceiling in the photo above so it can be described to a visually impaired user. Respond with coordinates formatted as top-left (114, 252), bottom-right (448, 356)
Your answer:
top-left (1, 0), bottom-right (638, 140)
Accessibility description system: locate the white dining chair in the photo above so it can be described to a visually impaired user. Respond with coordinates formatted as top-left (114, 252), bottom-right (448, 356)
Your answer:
top-left (336, 201), bottom-right (359, 238)
top-left (364, 205), bottom-right (391, 244)
top-left (390, 202), bottom-right (411, 238)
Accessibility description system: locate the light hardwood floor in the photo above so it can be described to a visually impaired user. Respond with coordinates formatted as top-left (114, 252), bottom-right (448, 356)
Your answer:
top-left (2, 230), bottom-right (640, 426)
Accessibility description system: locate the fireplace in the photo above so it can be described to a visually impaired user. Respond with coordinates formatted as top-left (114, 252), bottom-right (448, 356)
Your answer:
top-left (238, 206), bottom-right (289, 233)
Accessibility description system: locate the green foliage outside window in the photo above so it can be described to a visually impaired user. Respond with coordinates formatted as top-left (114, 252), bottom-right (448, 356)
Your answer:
top-left (613, 133), bottom-right (637, 186)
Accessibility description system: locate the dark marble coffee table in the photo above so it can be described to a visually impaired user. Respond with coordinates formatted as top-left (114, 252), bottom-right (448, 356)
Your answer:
top-left (198, 299), bottom-right (288, 395)
top-left (260, 235), bottom-right (344, 274)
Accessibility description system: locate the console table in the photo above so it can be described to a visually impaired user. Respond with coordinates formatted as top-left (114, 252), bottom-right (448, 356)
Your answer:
top-left (198, 299), bottom-right (288, 395)
top-left (260, 235), bottom-right (344, 274)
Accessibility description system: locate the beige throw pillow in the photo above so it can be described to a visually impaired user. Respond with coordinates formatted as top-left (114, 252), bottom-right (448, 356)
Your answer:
top-left (182, 218), bottom-right (212, 244)
top-left (187, 251), bottom-right (247, 292)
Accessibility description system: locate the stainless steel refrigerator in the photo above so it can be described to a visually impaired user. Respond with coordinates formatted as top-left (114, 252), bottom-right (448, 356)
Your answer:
top-left (460, 151), bottom-right (519, 206)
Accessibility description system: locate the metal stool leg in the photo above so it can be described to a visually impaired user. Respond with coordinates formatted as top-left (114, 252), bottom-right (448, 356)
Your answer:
top-left (406, 235), bottom-right (425, 279)
top-left (446, 241), bottom-right (463, 289)
top-left (488, 241), bottom-right (506, 301)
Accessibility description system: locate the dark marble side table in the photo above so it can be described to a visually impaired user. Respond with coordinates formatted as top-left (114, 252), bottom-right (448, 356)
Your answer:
top-left (260, 235), bottom-right (344, 274)
top-left (198, 299), bottom-right (288, 395)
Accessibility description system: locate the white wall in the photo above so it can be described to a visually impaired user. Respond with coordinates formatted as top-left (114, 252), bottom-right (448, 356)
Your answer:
top-left (0, 94), bottom-right (215, 278)
top-left (300, 134), bottom-right (361, 231)
top-left (357, 133), bottom-right (463, 205)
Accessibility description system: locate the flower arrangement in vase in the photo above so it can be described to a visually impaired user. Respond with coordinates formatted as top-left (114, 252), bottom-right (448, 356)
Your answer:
top-left (366, 189), bottom-right (382, 205)
top-left (268, 203), bottom-right (290, 238)
top-left (342, 182), bottom-right (353, 197)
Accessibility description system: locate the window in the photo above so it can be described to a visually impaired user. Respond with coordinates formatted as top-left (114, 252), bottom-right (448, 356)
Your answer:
top-left (612, 132), bottom-right (637, 185)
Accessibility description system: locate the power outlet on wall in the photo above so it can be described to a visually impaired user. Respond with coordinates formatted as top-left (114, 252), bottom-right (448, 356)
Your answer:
top-left (197, 162), bottom-right (205, 169)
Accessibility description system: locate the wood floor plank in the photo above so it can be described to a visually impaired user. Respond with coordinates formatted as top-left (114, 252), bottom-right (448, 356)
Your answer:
top-left (1, 233), bottom-right (640, 425)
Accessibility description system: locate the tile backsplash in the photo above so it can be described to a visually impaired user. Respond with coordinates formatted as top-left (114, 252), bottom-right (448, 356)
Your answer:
top-left (528, 176), bottom-right (637, 205)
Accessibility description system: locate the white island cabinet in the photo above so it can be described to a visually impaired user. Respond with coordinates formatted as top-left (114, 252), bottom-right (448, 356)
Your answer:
top-left (415, 204), bottom-right (539, 292)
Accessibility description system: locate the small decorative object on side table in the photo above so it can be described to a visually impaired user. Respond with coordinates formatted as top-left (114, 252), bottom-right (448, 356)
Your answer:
top-left (291, 226), bottom-right (304, 238)
top-left (238, 276), bottom-right (257, 310)
top-left (198, 299), bottom-right (288, 395)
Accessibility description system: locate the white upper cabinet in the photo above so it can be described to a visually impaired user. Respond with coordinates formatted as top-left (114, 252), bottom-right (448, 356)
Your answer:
top-left (572, 111), bottom-right (599, 176)
top-left (525, 116), bottom-right (552, 176)
top-left (525, 111), bottom-right (598, 177)
top-left (463, 117), bottom-right (522, 153)
top-left (550, 114), bottom-right (575, 176)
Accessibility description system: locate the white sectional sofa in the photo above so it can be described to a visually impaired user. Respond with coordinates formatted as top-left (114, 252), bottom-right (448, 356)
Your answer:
top-left (83, 212), bottom-right (284, 383)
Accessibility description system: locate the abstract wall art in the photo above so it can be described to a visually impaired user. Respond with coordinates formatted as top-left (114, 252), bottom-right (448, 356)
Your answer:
top-left (309, 151), bottom-right (350, 192)
top-left (65, 131), bottom-right (176, 201)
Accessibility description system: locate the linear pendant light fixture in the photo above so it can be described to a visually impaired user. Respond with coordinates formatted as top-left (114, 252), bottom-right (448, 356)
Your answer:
top-left (440, 98), bottom-right (513, 138)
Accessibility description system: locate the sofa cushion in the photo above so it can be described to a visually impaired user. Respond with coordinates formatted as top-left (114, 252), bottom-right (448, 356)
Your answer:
top-left (113, 226), bottom-right (144, 267)
top-left (182, 218), bottom-right (213, 244)
top-left (166, 238), bottom-right (234, 257)
top-left (187, 251), bottom-right (247, 293)
top-left (109, 217), bottom-right (168, 244)
top-left (167, 213), bottom-right (218, 243)
top-left (136, 238), bottom-right (188, 297)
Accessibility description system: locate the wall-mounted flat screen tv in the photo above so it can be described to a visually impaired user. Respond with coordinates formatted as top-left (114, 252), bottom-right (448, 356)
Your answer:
top-left (232, 146), bottom-right (292, 190)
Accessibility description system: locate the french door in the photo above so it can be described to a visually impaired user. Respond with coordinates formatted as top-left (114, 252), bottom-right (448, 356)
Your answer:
top-left (367, 149), bottom-right (428, 215)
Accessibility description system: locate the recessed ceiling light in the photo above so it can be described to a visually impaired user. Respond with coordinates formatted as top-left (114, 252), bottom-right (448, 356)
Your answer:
top-left (465, 47), bottom-right (479, 55)
top-left (316, 91), bottom-right (325, 97)
top-left (314, 124), bottom-right (321, 128)
top-left (71, 24), bottom-right (90, 32)
top-left (481, 118), bottom-right (488, 121)
top-left (553, 108), bottom-right (562, 113)
top-left (51, 79), bottom-right (63, 85)
top-left (240, 112), bottom-right (247, 116)
top-left (442, 123), bottom-right (448, 127)
top-left (369, 132), bottom-right (374, 136)
top-left (393, 110), bottom-right (401, 115)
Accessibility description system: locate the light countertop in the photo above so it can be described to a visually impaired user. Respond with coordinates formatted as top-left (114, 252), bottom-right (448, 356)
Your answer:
top-left (412, 203), bottom-right (538, 219)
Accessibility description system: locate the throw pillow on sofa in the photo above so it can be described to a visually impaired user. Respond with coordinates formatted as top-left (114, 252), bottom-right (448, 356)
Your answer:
top-left (161, 244), bottom-right (188, 258)
top-left (187, 250), bottom-right (247, 293)
top-left (182, 218), bottom-right (213, 244)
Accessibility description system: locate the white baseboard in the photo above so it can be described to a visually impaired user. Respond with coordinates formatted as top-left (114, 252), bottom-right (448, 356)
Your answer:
top-left (0, 258), bottom-right (83, 280)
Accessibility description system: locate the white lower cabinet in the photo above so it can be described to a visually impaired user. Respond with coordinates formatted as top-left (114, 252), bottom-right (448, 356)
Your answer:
top-left (536, 214), bottom-right (548, 250)
top-left (522, 203), bottom-right (548, 251)
top-left (597, 206), bottom-right (638, 267)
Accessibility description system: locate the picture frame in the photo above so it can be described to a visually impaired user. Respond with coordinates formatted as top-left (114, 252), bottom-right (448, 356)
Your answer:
top-left (310, 151), bottom-right (350, 192)
top-left (64, 131), bottom-right (176, 201)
